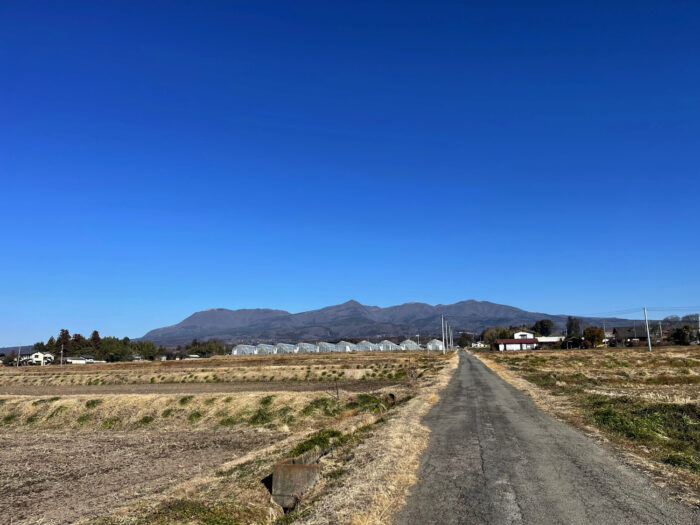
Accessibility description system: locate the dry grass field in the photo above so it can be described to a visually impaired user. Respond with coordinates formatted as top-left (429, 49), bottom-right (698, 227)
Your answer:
top-left (0, 351), bottom-right (456, 525)
top-left (475, 346), bottom-right (700, 497)
top-left (0, 352), bottom-right (420, 391)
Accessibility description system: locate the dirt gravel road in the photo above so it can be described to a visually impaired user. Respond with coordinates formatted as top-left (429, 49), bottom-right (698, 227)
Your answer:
top-left (395, 350), bottom-right (699, 525)
top-left (1, 429), bottom-right (282, 525)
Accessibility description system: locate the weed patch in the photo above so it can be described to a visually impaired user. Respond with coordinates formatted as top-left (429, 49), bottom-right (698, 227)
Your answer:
top-left (290, 429), bottom-right (344, 457)
top-left (179, 395), bottom-right (194, 406)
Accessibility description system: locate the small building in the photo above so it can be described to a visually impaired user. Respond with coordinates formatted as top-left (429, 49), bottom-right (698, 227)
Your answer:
top-left (471, 341), bottom-right (488, 348)
top-left (275, 343), bottom-right (296, 354)
top-left (256, 344), bottom-right (276, 355)
top-left (613, 327), bottom-right (647, 346)
top-left (356, 340), bottom-right (378, 351)
top-left (30, 352), bottom-right (54, 366)
top-left (496, 338), bottom-right (538, 351)
top-left (336, 341), bottom-right (356, 352)
top-left (514, 331), bottom-right (535, 339)
top-left (233, 344), bottom-right (256, 355)
top-left (536, 336), bottom-right (565, 346)
top-left (295, 342), bottom-right (318, 353)
top-left (604, 330), bottom-right (614, 344)
top-left (317, 342), bottom-right (337, 353)
top-left (400, 339), bottom-right (421, 351)
top-left (426, 339), bottom-right (444, 351)
top-left (378, 340), bottom-right (400, 351)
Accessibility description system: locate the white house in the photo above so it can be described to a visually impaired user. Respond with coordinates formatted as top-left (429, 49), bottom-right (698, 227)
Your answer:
top-left (497, 338), bottom-right (538, 351)
top-left (426, 339), bottom-right (444, 351)
top-left (513, 331), bottom-right (535, 339)
top-left (536, 336), bottom-right (565, 345)
top-left (471, 341), bottom-right (488, 348)
top-left (30, 352), bottom-right (54, 365)
top-left (400, 339), bottom-right (421, 350)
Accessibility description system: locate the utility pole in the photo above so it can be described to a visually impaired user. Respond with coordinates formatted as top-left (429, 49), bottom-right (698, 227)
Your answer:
top-left (658, 321), bottom-right (663, 343)
top-left (16, 344), bottom-right (20, 367)
top-left (441, 315), bottom-right (446, 355)
top-left (60, 343), bottom-right (64, 366)
top-left (643, 307), bottom-right (652, 352)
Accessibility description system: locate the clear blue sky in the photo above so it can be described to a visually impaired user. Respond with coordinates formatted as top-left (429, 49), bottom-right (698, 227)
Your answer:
top-left (2, 1), bottom-right (699, 345)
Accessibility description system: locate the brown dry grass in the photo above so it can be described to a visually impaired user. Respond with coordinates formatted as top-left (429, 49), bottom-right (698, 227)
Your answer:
top-left (298, 352), bottom-right (459, 525)
top-left (2, 351), bottom-right (455, 524)
top-left (0, 351), bottom-right (430, 388)
top-left (474, 346), bottom-right (700, 505)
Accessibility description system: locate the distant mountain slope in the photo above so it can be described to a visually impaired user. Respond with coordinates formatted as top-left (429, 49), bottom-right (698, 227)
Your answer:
top-left (139, 300), bottom-right (635, 346)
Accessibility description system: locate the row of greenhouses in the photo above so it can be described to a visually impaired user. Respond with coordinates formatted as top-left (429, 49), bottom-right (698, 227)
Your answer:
top-left (231, 338), bottom-right (444, 355)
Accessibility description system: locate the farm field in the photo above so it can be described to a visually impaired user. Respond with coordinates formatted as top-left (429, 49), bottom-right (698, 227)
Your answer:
top-left (0, 351), bottom-right (419, 390)
top-left (474, 346), bottom-right (700, 498)
top-left (0, 351), bottom-right (456, 525)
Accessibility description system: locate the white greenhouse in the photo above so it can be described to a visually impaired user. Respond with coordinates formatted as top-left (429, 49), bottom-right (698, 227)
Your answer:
top-left (400, 339), bottom-right (421, 351)
top-left (275, 343), bottom-right (296, 354)
top-left (356, 340), bottom-right (378, 351)
top-left (232, 344), bottom-right (256, 355)
top-left (256, 344), bottom-right (276, 355)
top-left (296, 342), bottom-right (318, 353)
top-left (317, 342), bottom-right (337, 353)
top-left (378, 340), bottom-right (400, 351)
top-left (426, 339), bottom-right (444, 351)
top-left (336, 341), bottom-right (356, 352)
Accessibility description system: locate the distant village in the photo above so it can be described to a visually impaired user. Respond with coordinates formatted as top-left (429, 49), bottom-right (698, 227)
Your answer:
top-left (3, 315), bottom-right (698, 366)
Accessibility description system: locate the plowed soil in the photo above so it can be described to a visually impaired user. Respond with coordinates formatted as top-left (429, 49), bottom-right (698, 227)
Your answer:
top-left (1, 429), bottom-right (282, 525)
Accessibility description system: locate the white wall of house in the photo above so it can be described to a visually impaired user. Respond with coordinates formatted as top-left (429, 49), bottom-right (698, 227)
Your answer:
top-left (498, 342), bottom-right (537, 351)
top-left (514, 331), bottom-right (535, 339)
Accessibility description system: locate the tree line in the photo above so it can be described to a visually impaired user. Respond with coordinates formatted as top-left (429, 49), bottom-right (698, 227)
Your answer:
top-left (5, 330), bottom-right (231, 364)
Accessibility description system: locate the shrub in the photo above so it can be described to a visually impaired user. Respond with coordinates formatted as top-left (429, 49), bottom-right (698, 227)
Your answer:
top-left (188, 411), bottom-right (203, 422)
top-left (161, 408), bottom-right (173, 418)
top-left (179, 395), bottom-right (194, 406)
top-left (219, 416), bottom-right (242, 427)
top-left (2, 414), bottom-right (18, 424)
top-left (290, 429), bottom-right (344, 457)
top-left (259, 395), bottom-right (275, 408)
top-left (140, 415), bottom-right (155, 425)
top-left (102, 417), bottom-right (120, 429)
top-left (32, 396), bottom-right (61, 406)
top-left (48, 406), bottom-right (66, 419)
top-left (77, 414), bottom-right (91, 425)
top-left (300, 397), bottom-right (341, 417)
top-left (85, 399), bottom-right (103, 409)
top-left (248, 408), bottom-right (272, 425)
top-left (345, 394), bottom-right (387, 414)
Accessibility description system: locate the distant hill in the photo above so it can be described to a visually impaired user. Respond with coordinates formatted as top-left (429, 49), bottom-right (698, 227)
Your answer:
top-left (139, 300), bottom-right (636, 346)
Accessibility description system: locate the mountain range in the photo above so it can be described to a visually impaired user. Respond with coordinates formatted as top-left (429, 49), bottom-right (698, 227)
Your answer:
top-left (140, 300), bottom-right (635, 346)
